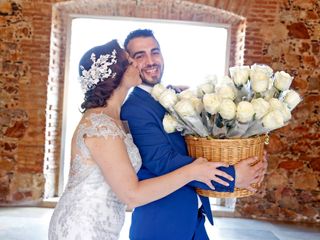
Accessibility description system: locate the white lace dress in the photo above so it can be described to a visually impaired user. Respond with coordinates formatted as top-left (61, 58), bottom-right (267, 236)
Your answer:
top-left (48, 113), bottom-right (142, 240)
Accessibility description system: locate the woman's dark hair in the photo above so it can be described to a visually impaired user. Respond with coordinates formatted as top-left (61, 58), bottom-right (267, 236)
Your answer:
top-left (79, 40), bottom-right (129, 112)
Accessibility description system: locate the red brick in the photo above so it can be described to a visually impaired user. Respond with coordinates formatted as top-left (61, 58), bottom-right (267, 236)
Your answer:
top-left (291, 77), bottom-right (308, 90)
top-left (287, 22), bottom-right (310, 39)
top-left (291, 141), bottom-right (312, 153)
top-left (278, 160), bottom-right (304, 170)
top-left (4, 121), bottom-right (28, 139)
top-left (310, 158), bottom-right (320, 171)
top-left (12, 192), bottom-right (24, 201)
top-left (266, 134), bottom-right (285, 153)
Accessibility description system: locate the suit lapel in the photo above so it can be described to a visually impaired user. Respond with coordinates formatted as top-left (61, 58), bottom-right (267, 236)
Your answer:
top-left (129, 87), bottom-right (184, 151)
top-left (130, 87), bottom-right (166, 117)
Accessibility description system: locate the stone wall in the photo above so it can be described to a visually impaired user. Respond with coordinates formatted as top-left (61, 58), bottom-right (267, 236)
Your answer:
top-left (236, 0), bottom-right (320, 223)
top-left (0, 0), bottom-right (47, 203)
top-left (0, 0), bottom-right (319, 223)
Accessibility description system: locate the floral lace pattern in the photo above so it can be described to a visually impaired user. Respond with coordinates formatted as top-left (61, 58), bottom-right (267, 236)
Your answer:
top-left (48, 113), bottom-right (142, 240)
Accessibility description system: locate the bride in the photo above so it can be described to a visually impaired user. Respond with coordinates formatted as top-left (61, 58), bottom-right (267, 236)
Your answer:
top-left (48, 39), bottom-right (233, 240)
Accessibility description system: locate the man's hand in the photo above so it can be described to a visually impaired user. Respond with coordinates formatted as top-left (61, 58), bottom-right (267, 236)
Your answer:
top-left (234, 152), bottom-right (267, 192)
top-left (167, 85), bottom-right (189, 93)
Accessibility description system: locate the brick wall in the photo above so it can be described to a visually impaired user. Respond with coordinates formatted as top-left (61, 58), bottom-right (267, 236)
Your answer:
top-left (0, 0), bottom-right (319, 223)
top-left (0, 0), bottom-right (47, 204)
top-left (235, 0), bottom-right (320, 223)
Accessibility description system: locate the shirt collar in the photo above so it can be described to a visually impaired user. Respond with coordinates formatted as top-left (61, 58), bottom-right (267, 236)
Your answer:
top-left (137, 84), bottom-right (153, 93)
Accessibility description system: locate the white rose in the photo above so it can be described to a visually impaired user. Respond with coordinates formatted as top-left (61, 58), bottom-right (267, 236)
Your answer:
top-left (158, 89), bottom-right (178, 108)
top-left (263, 87), bottom-right (277, 100)
top-left (219, 99), bottom-right (236, 120)
top-left (269, 98), bottom-right (283, 111)
top-left (178, 89), bottom-right (196, 100)
top-left (251, 98), bottom-right (270, 119)
top-left (236, 101), bottom-right (255, 123)
top-left (174, 99), bottom-right (197, 117)
top-left (217, 85), bottom-right (236, 100)
top-left (190, 97), bottom-right (203, 114)
top-left (229, 65), bottom-right (250, 86)
top-left (274, 71), bottom-right (293, 91)
top-left (216, 75), bottom-right (234, 87)
top-left (269, 98), bottom-right (291, 122)
top-left (197, 82), bottom-right (215, 97)
top-left (262, 110), bottom-right (284, 130)
top-left (205, 74), bottom-right (218, 85)
top-left (280, 104), bottom-right (292, 122)
top-left (251, 64), bottom-right (273, 76)
top-left (250, 64), bottom-right (273, 93)
top-left (251, 72), bottom-right (269, 92)
top-left (151, 84), bottom-right (166, 100)
top-left (284, 90), bottom-right (302, 110)
top-left (203, 93), bottom-right (221, 115)
top-left (163, 114), bottom-right (178, 133)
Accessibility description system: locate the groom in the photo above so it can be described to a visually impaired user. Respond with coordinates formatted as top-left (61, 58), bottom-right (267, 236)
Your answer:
top-left (121, 29), bottom-right (265, 239)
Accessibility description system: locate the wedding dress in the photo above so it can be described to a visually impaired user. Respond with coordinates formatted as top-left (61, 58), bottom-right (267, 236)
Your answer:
top-left (48, 113), bottom-right (142, 240)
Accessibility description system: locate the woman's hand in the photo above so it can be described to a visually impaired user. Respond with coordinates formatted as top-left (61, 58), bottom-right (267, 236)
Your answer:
top-left (256, 150), bottom-right (268, 185)
top-left (190, 157), bottom-right (234, 190)
top-left (234, 152), bottom-right (267, 192)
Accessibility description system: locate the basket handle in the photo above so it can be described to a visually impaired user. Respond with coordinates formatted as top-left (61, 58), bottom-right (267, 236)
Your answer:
top-left (264, 134), bottom-right (269, 145)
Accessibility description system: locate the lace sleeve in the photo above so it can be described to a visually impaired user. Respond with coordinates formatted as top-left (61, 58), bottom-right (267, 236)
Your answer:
top-left (76, 113), bottom-right (126, 160)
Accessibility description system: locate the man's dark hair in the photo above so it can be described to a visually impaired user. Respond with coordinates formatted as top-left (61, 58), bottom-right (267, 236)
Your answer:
top-left (124, 29), bottom-right (159, 51)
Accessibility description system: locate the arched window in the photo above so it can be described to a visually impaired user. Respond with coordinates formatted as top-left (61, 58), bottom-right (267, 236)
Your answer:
top-left (44, 1), bottom-right (246, 213)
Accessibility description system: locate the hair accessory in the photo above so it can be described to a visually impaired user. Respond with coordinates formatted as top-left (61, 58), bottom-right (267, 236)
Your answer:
top-left (79, 49), bottom-right (117, 92)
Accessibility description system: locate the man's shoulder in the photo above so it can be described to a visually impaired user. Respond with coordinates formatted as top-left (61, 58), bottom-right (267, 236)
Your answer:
top-left (122, 95), bottom-right (144, 112)
top-left (123, 88), bottom-right (151, 109)
top-left (121, 93), bottom-right (150, 119)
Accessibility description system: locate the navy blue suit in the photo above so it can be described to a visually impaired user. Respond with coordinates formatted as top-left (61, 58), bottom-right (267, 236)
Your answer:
top-left (121, 87), bottom-right (235, 240)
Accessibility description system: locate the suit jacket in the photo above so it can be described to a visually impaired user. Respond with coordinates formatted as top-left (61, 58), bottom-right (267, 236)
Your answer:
top-left (121, 87), bottom-right (235, 240)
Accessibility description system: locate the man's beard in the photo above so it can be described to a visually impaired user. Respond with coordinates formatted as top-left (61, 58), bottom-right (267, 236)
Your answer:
top-left (140, 65), bottom-right (164, 87)
top-left (141, 75), bottom-right (161, 87)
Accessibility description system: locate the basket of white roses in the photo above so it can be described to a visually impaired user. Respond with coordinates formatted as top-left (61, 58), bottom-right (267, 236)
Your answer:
top-left (151, 64), bottom-right (302, 198)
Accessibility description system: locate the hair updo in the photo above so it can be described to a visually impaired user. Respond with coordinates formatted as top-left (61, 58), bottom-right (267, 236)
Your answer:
top-left (79, 39), bottom-right (129, 112)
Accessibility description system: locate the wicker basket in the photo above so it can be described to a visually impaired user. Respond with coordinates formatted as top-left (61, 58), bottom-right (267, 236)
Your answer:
top-left (184, 135), bottom-right (267, 198)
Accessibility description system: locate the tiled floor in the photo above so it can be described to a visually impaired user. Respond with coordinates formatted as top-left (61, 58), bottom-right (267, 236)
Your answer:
top-left (0, 207), bottom-right (319, 240)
